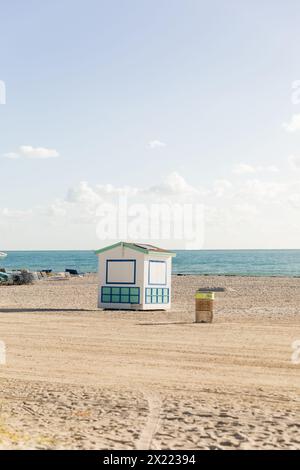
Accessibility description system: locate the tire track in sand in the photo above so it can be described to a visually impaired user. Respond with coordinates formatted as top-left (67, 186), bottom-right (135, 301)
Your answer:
top-left (136, 391), bottom-right (162, 450)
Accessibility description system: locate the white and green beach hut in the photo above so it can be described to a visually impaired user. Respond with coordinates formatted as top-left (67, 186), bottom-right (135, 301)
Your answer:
top-left (95, 242), bottom-right (176, 310)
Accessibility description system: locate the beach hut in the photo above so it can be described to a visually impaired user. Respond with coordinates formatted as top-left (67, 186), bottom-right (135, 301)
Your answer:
top-left (95, 242), bottom-right (176, 310)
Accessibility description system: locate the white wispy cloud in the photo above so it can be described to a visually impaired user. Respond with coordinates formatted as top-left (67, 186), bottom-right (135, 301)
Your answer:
top-left (233, 163), bottom-right (256, 174)
top-left (2, 173), bottom-right (296, 221)
top-left (3, 145), bottom-right (59, 160)
top-left (148, 140), bottom-right (166, 149)
top-left (233, 163), bottom-right (279, 175)
top-left (3, 152), bottom-right (19, 159)
top-left (289, 155), bottom-right (300, 170)
top-left (147, 171), bottom-right (202, 197)
top-left (1, 172), bottom-right (299, 249)
top-left (283, 114), bottom-right (300, 132)
top-left (1, 207), bottom-right (33, 218)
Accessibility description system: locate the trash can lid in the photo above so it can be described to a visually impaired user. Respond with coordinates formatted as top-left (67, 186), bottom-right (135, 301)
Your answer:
top-left (195, 292), bottom-right (215, 300)
top-left (197, 287), bottom-right (225, 292)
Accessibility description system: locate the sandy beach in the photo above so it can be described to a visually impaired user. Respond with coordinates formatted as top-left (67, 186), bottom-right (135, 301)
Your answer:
top-left (0, 274), bottom-right (299, 450)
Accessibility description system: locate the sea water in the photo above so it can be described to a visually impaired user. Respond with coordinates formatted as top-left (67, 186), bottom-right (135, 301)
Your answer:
top-left (1, 250), bottom-right (300, 277)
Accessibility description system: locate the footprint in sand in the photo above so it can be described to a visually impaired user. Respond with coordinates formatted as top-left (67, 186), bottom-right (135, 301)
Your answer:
top-left (136, 391), bottom-right (162, 450)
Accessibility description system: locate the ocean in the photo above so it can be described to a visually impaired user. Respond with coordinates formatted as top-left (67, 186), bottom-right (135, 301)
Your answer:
top-left (1, 250), bottom-right (300, 277)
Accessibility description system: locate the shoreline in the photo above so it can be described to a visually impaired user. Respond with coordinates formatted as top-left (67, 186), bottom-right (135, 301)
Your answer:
top-left (1, 269), bottom-right (300, 279)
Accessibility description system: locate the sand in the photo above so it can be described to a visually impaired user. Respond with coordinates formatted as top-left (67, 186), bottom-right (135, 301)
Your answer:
top-left (0, 274), bottom-right (299, 450)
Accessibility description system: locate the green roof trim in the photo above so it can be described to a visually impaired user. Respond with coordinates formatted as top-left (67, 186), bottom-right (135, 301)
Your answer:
top-left (95, 242), bottom-right (123, 255)
top-left (95, 241), bottom-right (176, 257)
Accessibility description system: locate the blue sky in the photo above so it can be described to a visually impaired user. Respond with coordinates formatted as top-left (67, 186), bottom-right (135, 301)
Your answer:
top-left (1, 0), bottom-right (300, 249)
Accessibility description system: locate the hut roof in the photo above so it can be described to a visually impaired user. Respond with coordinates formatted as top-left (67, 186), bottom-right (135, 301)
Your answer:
top-left (95, 241), bottom-right (176, 257)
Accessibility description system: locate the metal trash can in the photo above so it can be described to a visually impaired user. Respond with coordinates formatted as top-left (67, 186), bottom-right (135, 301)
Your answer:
top-left (195, 291), bottom-right (214, 323)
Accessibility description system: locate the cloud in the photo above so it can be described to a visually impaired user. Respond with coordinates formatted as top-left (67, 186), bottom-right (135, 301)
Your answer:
top-left (3, 152), bottom-right (19, 159)
top-left (233, 163), bottom-right (256, 174)
top-left (67, 181), bottom-right (104, 206)
top-left (3, 145), bottom-right (59, 160)
top-left (148, 140), bottom-right (166, 149)
top-left (288, 193), bottom-right (300, 209)
top-left (148, 172), bottom-right (200, 195)
top-left (1, 207), bottom-right (33, 219)
top-left (1, 174), bottom-right (294, 219)
top-left (20, 146), bottom-right (59, 159)
top-left (213, 179), bottom-right (233, 197)
top-left (1, 172), bottom-right (299, 250)
top-left (289, 155), bottom-right (300, 170)
top-left (283, 114), bottom-right (300, 132)
top-left (233, 163), bottom-right (279, 175)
